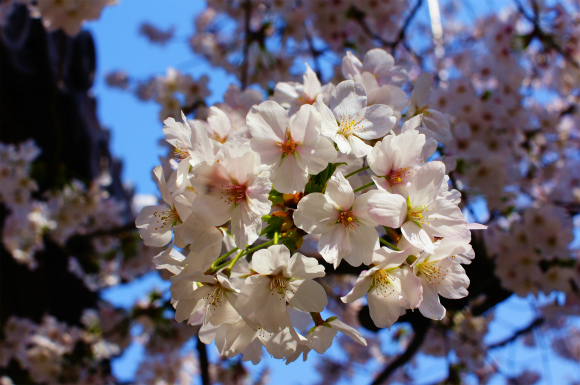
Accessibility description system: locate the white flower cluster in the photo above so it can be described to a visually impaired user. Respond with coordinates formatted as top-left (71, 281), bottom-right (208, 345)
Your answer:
top-left (137, 49), bottom-right (484, 363)
top-left (0, 140), bottom-right (148, 283)
top-left (0, 314), bottom-right (119, 384)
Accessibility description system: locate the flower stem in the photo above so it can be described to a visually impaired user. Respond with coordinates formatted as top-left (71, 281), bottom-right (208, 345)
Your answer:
top-left (207, 247), bottom-right (239, 271)
top-left (379, 237), bottom-right (400, 251)
top-left (345, 165), bottom-right (370, 179)
top-left (353, 181), bottom-right (375, 193)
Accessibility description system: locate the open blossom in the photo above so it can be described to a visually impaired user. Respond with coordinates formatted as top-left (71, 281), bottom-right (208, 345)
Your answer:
top-left (171, 272), bottom-right (239, 342)
top-left (342, 48), bottom-right (409, 87)
top-left (368, 161), bottom-right (467, 253)
top-left (306, 317), bottom-right (367, 354)
top-left (162, 112), bottom-right (216, 186)
top-left (294, 172), bottom-right (379, 267)
top-left (235, 244), bottom-right (327, 333)
top-left (412, 237), bottom-right (471, 320)
top-left (247, 101), bottom-right (336, 193)
top-left (341, 247), bottom-right (422, 328)
top-left (274, 64), bottom-right (327, 113)
top-left (190, 139), bottom-right (271, 247)
top-left (367, 123), bottom-right (426, 193)
top-left (135, 166), bottom-right (191, 247)
top-left (315, 80), bottom-right (396, 158)
top-left (407, 73), bottom-right (451, 144)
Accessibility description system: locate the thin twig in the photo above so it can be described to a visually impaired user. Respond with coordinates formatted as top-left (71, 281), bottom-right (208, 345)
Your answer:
top-left (487, 317), bottom-right (544, 349)
top-left (196, 335), bottom-right (211, 385)
top-left (370, 320), bottom-right (430, 385)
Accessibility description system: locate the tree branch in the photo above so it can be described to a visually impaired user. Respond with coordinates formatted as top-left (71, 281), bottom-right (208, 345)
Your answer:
top-left (370, 318), bottom-right (430, 385)
top-left (488, 317), bottom-right (544, 349)
top-left (352, 0), bottom-right (424, 52)
top-left (196, 335), bottom-right (211, 385)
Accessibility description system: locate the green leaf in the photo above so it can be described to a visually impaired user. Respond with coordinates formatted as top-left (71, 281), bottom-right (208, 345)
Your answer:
top-left (305, 162), bottom-right (345, 194)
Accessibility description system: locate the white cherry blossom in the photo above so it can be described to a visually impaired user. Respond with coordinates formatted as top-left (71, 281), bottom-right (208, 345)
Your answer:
top-left (247, 101), bottom-right (336, 193)
top-left (293, 172), bottom-right (379, 267)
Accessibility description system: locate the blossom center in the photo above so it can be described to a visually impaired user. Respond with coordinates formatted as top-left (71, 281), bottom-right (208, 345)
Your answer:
top-left (173, 144), bottom-right (189, 160)
top-left (407, 204), bottom-right (435, 226)
top-left (153, 208), bottom-right (179, 230)
top-left (338, 114), bottom-right (361, 136)
top-left (371, 270), bottom-right (397, 297)
top-left (387, 168), bottom-right (412, 186)
top-left (417, 261), bottom-right (446, 285)
top-left (337, 210), bottom-right (358, 228)
top-left (225, 184), bottom-right (247, 204)
top-left (277, 133), bottom-right (297, 156)
top-left (269, 274), bottom-right (292, 297)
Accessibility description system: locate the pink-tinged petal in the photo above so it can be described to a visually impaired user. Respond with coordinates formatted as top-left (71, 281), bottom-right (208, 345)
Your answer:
top-left (418, 277), bottom-right (446, 320)
top-left (368, 136), bottom-right (394, 176)
top-left (423, 109), bottom-right (452, 144)
top-left (344, 224), bottom-right (378, 266)
top-left (348, 135), bottom-right (373, 158)
top-left (142, 229), bottom-right (173, 247)
top-left (271, 155), bottom-right (309, 194)
top-left (371, 85), bottom-right (408, 113)
top-left (367, 191), bottom-right (407, 228)
top-left (173, 214), bottom-right (222, 251)
top-left (308, 325), bottom-right (338, 354)
top-left (274, 81), bottom-right (301, 105)
top-left (251, 245), bottom-right (290, 275)
top-left (325, 172), bottom-right (354, 210)
top-left (294, 194), bottom-right (338, 234)
top-left (401, 221), bottom-right (435, 254)
top-left (425, 199), bottom-right (467, 237)
top-left (235, 275), bottom-right (290, 333)
top-left (352, 190), bottom-right (379, 226)
top-left (408, 72), bottom-right (433, 114)
top-left (303, 64), bottom-right (321, 100)
top-left (371, 175), bottom-right (391, 192)
top-left (296, 136), bottom-right (337, 175)
top-left (189, 120), bottom-right (217, 164)
top-left (435, 259), bottom-right (469, 299)
top-left (354, 104), bottom-right (396, 140)
top-left (246, 100), bottom-right (288, 142)
top-left (318, 225), bottom-right (346, 268)
top-left (290, 104), bottom-right (320, 143)
top-left (406, 161), bottom-right (446, 206)
top-left (401, 114), bottom-right (423, 132)
top-left (368, 288), bottom-right (404, 328)
top-left (207, 106), bottom-right (232, 140)
top-left (341, 51), bottom-right (363, 79)
top-left (364, 48), bottom-right (395, 75)
top-left (153, 166), bottom-right (173, 207)
top-left (341, 270), bottom-right (374, 303)
top-left (192, 194), bottom-right (233, 226)
top-left (391, 130), bottom-right (425, 170)
top-left (227, 150), bottom-right (260, 185)
top-left (246, 172), bottom-right (272, 216)
top-left (190, 161), bottom-right (231, 194)
top-left (224, 319), bottom-right (258, 356)
top-left (250, 137), bottom-right (282, 166)
top-left (331, 319), bottom-right (367, 346)
top-left (135, 205), bottom-right (169, 228)
top-left (372, 247), bottom-right (409, 268)
top-left (287, 279), bottom-right (327, 312)
top-left (231, 200), bottom-right (262, 247)
top-left (390, 267), bottom-right (423, 309)
top-left (315, 95), bottom-right (339, 138)
top-left (331, 80), bottom-right (367, 121)
top-left (467, 223), bottom-right (488, 230)
top-left (287, 252), bottom-right (326, 280)
top-left (163, 116), bottom-right (192, 148)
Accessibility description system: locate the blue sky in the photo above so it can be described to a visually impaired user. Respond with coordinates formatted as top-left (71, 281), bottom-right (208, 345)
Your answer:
top-left (88, 1), bottom-right (579, 384)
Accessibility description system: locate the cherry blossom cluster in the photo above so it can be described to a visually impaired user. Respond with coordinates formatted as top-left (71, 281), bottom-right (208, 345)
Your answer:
top-left (0, 0), bottom-right (117, 35)
top-left (136, 48), bottom-right (485, 363)
top-left (0, 314), bottom-right (119, 384)
top-left (0, 140), bottom-right (158, 285)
